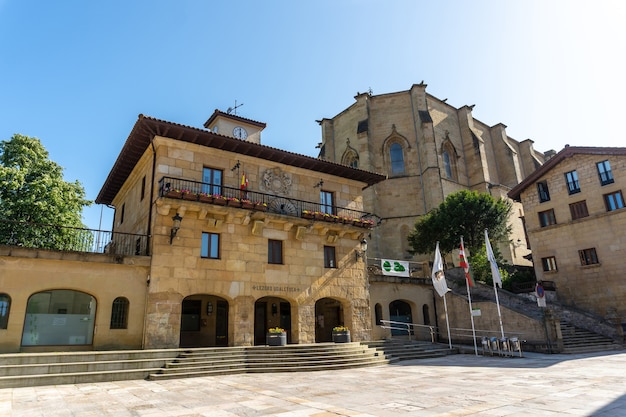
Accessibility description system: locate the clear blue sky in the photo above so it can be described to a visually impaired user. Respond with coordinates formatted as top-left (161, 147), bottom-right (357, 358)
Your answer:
top-left (1, 0), bottom-right (625, 231)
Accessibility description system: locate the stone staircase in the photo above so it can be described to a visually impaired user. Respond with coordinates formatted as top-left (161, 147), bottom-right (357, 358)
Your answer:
top-left (362, 340), bottom-right (457, 362)
top-left (560, 321), bottom-right (623, 354)
top-left (148, 342), bottom-right (388, 381)
top-left (0, 343), bottom-right (392, 388)
top-left (0, 349), bottom-right (179, 389)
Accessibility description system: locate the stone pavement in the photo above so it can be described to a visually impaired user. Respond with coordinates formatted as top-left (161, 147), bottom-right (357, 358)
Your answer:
top-left (2, 350), bottom-right (626, 417)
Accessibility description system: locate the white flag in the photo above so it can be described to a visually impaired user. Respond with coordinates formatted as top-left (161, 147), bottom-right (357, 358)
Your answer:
top-left (485, 229), bottom-right (502, 288)
top-left (431, 242), bottom-right (449, 297)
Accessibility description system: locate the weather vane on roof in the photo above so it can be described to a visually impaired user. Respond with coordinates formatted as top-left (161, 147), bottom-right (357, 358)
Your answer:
top-left (226, 100), bottom-right (244, 115)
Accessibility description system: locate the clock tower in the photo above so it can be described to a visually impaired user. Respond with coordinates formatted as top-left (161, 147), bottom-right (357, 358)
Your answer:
top-left (203, 109), bottom-right (266, 145)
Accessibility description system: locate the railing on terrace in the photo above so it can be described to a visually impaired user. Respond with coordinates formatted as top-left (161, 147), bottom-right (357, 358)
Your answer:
top-left (0, 219), bottom-right (149, 256)
top-left (158, 176), bottom-right (378, 223)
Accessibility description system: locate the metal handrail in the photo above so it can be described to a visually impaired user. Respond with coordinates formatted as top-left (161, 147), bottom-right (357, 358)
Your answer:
top-left (158, 176), bottom-right (378, 223)
top-left (0, 219), bottom-right (149, 256)
top-left (380, 320), bottom-right (437, 343)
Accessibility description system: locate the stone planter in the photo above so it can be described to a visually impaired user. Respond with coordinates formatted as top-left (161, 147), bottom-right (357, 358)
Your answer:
top-left (266, 332), bottom-right (287, 346)
top-left (332, 331), bottom-right (351, 343)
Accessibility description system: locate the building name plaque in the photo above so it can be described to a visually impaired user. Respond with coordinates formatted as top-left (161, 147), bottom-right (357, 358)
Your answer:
top-left (252, 285), bottom-right (301, 292)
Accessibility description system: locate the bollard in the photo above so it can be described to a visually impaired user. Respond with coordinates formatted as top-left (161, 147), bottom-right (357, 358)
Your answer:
top-left (510, 337), bottom-right (522, 357)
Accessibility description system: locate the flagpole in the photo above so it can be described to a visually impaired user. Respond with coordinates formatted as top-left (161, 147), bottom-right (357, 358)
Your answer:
top-left (461, 237), bottom-right (478, 356)
top-left (485, 229), bottom-right (505, 339)
top-left (442, 293), bottom-right (452, 350)
top-left (493, 280), bottom-right (505, 339)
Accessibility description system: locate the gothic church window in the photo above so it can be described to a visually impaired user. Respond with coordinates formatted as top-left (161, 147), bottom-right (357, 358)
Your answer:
top-left (441, 139), bottom-right (458, 181)
top-left (390, 143), bottom-right (405, 175)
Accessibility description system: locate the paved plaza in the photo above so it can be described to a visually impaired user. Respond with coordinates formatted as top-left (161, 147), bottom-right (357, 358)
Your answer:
top-left (1, 350), bottom-right (626, 416)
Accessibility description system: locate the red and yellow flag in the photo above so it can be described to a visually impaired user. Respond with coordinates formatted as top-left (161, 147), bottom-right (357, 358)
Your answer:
top-left (459, 240), bottom-right (475, 287)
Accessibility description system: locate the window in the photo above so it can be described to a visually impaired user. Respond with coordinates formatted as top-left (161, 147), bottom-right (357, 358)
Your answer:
top-left (537, 181), bottom-right (550, 202)
top-left (202, 167), bottom-right (223, 195)
top-left (443, 151), bottom-right (452, 179)
top-left (110, 297), bottom-right (129, 329)
top-left (579, 248), bottom-right (599, 266)
top-left (324, 246), bottom-right (337, 268)
top-left (390, 143), bottom-right (405, 175)
top-left (268, 239), bottom-right (283, 264)
top-left (201, 232), bottom-right (220, 259)
top-left (140, 176), bottom-right (146, 201)
top-left (0, 293), bottom-right (10, 329)
top-left (569, 200), bottom-right (589, 220)
top-left (597, 160), bottom-right (614, 185)
top-left (541, 256), bottom-right (558, 272)
top-left (320, 190), bottom-right (334, 215)
top-left (565, 170), bottom-right (580, 194)
top-left (375, 303), bottom-right (383, 325)
top-left (604, 191), bottom-right (624, 211)
top-left (441, 141), bottom-right (458, 181)
top-left (538, 209), bottom-right (556, 227)
top-left (120, 203), bottom-right (125, 224)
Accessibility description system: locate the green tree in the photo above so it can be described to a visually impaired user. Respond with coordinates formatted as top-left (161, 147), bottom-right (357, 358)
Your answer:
top-left (0, 134), bottom-right (91, 249)
top-left (407, 190), bottom-right (512, 257)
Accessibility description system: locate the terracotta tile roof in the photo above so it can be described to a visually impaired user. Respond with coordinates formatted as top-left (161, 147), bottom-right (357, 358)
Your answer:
top-left (508, 145), bottom-right (626, 201)
top-left (96, 115), bottom-right (386, 205)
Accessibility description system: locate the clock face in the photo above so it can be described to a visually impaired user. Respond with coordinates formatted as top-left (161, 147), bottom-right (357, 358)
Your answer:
top-left (233, 126), bottom-right (248, 139)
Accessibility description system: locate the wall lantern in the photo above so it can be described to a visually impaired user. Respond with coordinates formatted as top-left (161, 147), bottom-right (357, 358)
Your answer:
top-left (355, 238), bottom-right (368, 261)
top-left (170, 212), bottom-right (183, 244)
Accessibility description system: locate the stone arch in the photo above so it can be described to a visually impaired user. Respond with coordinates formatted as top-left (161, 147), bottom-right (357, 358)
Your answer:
top-left (440, 133), bottom-right (459, 181)
top-left (254, 296), bottom-right (292, 345)
top-left (180, 293), bottom-right (230, 347)
top-left (314, 297), bottom-right (348, 342)
top-left (382, 126), bottom-right (410, 176)
top-left (341, 139), bottom-right (359, 168)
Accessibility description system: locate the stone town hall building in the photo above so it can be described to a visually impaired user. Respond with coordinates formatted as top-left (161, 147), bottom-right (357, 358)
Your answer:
top-left (0, 84), bottom-right (551, 353)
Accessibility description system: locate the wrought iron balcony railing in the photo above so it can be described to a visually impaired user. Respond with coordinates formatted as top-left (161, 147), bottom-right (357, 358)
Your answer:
top-left (158, 176), bottom-right (378, 226)
top-left (0, 219), bottom-right (149, 256)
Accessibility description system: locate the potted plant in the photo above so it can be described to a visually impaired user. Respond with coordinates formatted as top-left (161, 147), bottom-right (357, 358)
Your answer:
top-left (302, 210), bottom-right (314, 219)
top-left (181, 189), bottom-right (197, 201)
top-left (254, 201), bottom-right (268, 211)
top-left (165, 188), bottom-right (183, 199)
top-left (266, 327), bottom-right (287, 346)
top-left (212, 194), bottom-right (227, 205)
top-left (332, 326), bottom-right (351, 343)
top-left (198, 192), bottom-right (212, 203)
top-left (226, 197), bottom-right (241, 207)
top-left (240, 199), bottom-right (254, 209)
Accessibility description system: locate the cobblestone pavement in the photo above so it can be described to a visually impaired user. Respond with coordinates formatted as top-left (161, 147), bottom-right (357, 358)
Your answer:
top-left (2, 350), bottom-right (626, 416)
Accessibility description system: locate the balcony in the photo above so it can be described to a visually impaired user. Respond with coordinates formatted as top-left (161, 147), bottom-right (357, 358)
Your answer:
top-left (0, 219), bottom-right (149, 256)
top-left (158, 177), bottom-right (378, 228)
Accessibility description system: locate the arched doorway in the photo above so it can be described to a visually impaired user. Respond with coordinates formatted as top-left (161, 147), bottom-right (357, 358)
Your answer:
top-left (22, 289), bottom-right (96, 346)
top-left (180, 294), bottom-right (229, 348)
top-left (254, 296), bottom-right (291, 345)
top-left (315, 298), bottom-right (344, 342)
top-left (389, 300), bottom-right (413, 336)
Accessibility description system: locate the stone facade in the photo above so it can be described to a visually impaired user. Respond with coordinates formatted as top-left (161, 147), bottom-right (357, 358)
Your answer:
top-left (318, 84), bottom-right (547, 265)
top-left (509, 146), bottom-right (626, 331)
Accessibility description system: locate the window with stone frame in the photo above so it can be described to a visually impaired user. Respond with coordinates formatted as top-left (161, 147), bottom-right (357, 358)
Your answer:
top-left (201, 232), bottom-right (220, 259)
top-left (110, 297), bottom-right (129, 329)
top-left (324, 246), bottom-right (337, 268)
top-left (579, 248), bottom-right (599, 266)
top-left (565, 170), bottom-right (581, 194)
top-left (389, 142), bottom-right (405, 175)
top-left (596, 160), bottom-right (614, 186)
top-left (268, 239), bottom-right (283, 264)
top-left (537, 181), bottom-right (550, 202)
top-left (541, 256), bottom-right (558, 272)
top-left (569, 200), bottom-right (589, 220)
top-left (604, 190), bottom-right (624, 212)
top-left (538, 209), bottom-right (556, 227)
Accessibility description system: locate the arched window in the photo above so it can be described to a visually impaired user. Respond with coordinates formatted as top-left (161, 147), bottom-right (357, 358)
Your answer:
top-left (390, 143), bottom-right (405, 175)
top-left (23, 290), bottom-right (96, 346)
top-left (441, 141), bottom-right (458, 181)
top-left (110, 297), bottom-right (129, 329)
top-left (374, 303), bottom-right (383, 325)
top-left (0, 293), bottom-right (10, 329)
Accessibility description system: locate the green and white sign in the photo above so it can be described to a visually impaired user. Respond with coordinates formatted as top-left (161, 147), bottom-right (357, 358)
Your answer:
top-left (381, 259), bottom-right (410, 277)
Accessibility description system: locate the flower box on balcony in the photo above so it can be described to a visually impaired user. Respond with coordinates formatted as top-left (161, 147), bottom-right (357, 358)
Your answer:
top-left (241, 200), bottom-right (255, 209)
top-left (182, 192), bottom-right (197, 201)
top-left (227, 198), bottom-right (241, 208)
top-left (254, 203), bottom-right (268, 212)
top-left (198, 193), bottom-right (212, 203)
top-left (165, 190), bottom-right (182, 199)
top-left (302, 210), bottom-right (314, 219)
top-left (212, 195), bottom-right (227, 205)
